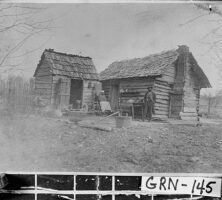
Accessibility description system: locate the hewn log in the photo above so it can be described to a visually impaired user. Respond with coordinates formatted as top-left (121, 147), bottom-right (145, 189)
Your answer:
top-left (155, 110), bottom-right (168, 115)
top-left (154, 84), bottom-right (171, 90)
top-left (183, 107), bottom-right (197, 112)
top-left (35, 76), bottom-right (52, 81)
top-left (180, 112), bottom-right (197, 117)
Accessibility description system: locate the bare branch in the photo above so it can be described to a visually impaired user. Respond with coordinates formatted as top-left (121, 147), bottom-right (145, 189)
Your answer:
top-left (0, 28), bottom-right (46, 67)
top-left (0, 35), bottom-right (32, 67)
top-left (8, 34), bottom-right (54, 59)
top-left (0, 4), bottom-right (57, 69)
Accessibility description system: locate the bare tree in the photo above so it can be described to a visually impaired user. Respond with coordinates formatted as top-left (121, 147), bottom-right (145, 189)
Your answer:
top-left (0, 3), bottom-right (55, 71)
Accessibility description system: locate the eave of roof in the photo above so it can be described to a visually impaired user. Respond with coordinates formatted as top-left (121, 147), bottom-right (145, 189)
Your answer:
top-left (189, 53), bottom-right (211, 88)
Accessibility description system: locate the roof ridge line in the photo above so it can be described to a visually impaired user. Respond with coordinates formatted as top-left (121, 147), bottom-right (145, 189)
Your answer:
top-left (111, 48), bottom-right (177, 64)
top-left (44, 49), bottom-right (92, 59)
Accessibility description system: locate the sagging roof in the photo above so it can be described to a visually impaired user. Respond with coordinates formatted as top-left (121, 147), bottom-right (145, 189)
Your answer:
top-left (100, 49), bottom-right (179, 80)
top-left (100, 45), bottom-right (211, 88)
top-left (34, 49), bottom-right (99, 80)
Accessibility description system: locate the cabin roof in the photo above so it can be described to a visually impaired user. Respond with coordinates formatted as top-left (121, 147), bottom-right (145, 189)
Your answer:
top-left (100, 46), bottom-right (211, 88)
top-left (34, 49), bottom-right (99, 80)
top-left (188, 53), bottom-right (211, 88)
top-left (100, 49), bottom-right (179, 80)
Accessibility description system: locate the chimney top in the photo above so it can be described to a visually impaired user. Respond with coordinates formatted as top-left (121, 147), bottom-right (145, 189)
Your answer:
top-left (177, 45), bottom-right (189, 53)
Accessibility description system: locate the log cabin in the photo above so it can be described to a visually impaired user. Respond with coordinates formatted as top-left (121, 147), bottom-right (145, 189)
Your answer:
top-left (100, 45), bottom-right (211, 120)
top-left (33, 49), bottom-right (100, 110)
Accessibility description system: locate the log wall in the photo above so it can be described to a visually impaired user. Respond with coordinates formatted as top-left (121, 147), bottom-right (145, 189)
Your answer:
top-left (153, 80), bottom-right (172, 118)
top-left (102, 76), bottom-right (173, 119)
top-left (154, 63), bottom-right (176, 118)
top-left (119, 78), bottom-right (154, 102)
top-left (156, 63), bottom-right (175, 84)
top-left (102, 78), bottom-right (167, 116)
top-left (34, 60), bottom-right (52, 104)
top-left (118, 78), bottom-right (154, 114)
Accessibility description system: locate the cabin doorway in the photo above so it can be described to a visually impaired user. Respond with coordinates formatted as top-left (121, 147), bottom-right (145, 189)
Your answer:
top-left (70, 79), bottom-right (83, 109)
top-left (169, 93), bottom-right (183, 118)
top-left (110, 84), bottom-right (119, 111)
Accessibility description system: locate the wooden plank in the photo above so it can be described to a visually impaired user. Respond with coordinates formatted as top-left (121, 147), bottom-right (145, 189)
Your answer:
top-left (180, 116), bottom-right (197, 121)
top-left (180, 112), bottom-right (197, 116)
top-left (35, 91), bottom-right (51, 95)
top-left (184, 107), bottom-right (197, 113)
top-left (120, 78), bottom-right (154, 84)
top-left (154, 84), bottom-right (171, 91)
top-left (184, 101), bottom-right (198, 104)
top-left (156, 93), bottom-right (170, 99)
top-left (125, 88), bottom-right (170, 94)
top-left (183, 100), bottom-right (198, 104)
top-left (35, 83), bottom-right (51, 87)
top-left (35, 86), bottom-right (51, 90)
top-left (153, 114), bottom-right (168, 118)
top-left (156, 92), bottom-right (169, 98)
top-left (155, 103), bottom-right (169, 108)
top-left (156, 97), bottom-right (169, 102)
top-left (35, 72), bottom-right (52, 77)
top-left (52, 80), bottom-right (70, 84)
top-left (184, 93), bottom-right (197, 97)
top-left (119, 85), bottom-right (153, 90)
top-left (158, 73), bottom-right (175, 79)
top-left (156, 96), bottom-right (169, 101)
top-left (155, 109), bottom-right (168, 115)
top-left (34, 94), bottom-right (51, 99)
top-left (162, 70), bottom-right (175, 77)
top-left (35, 85), bottom-right (52, 89)
top-left (156, 77), bottom-right (174, 84)
top-left (156, 98), bottom-right (169, 103)
top-left (35, 89), bottom-right (51, 94)
top-left (155, 79), bottom-right (171, 86)
top-left (153, 87), bottom-right (171, 93)
top-left (35, 76), bottom-right (52, 81)
top-left (155, 106), bottom-right (169, 111)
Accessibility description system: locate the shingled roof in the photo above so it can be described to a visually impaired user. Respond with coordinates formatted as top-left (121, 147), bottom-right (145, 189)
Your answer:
top-left (100, 46), bottom-right (211, 88)
top-left (100, 49), bottom-right (179, 80)
top-left (34, 49), bottom-right (99, 80)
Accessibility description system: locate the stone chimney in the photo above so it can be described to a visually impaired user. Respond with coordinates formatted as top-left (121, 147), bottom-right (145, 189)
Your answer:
top-left (177, 45), bottom-right (189, 54)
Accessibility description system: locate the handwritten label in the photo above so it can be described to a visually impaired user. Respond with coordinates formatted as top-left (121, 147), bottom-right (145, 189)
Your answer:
top-left (141, 176), bottom-right (221, 197)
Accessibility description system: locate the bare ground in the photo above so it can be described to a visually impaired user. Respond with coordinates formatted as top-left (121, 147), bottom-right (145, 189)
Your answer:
top-left (0, 113), bottom-right (221, 173)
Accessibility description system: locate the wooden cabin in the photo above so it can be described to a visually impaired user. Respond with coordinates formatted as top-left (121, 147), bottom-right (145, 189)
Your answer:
top-left (100, 45), bottom-right (211, 120)
top-left (33, 49), bottom-right (100, 110)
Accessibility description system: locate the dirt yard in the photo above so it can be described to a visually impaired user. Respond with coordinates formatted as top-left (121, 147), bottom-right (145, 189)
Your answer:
top-left (0, 113), bottom-right (221, 173)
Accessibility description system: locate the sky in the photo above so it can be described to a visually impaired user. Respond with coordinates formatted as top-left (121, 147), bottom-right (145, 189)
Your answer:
top-left (1, 2), bottom-right (222, 95)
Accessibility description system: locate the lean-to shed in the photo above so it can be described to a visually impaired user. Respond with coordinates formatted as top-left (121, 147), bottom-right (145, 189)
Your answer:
top-left (100, 45), bottom-right (211, 120)
top-left (34, 49), bottom-right (100, 109)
